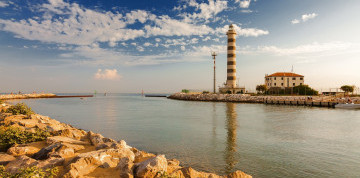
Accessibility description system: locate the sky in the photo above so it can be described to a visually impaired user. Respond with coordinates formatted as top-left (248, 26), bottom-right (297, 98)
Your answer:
top-left (0, 0), bottom-right (360, 93)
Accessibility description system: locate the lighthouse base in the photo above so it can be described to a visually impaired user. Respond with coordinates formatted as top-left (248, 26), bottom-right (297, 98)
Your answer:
top-left (219, 87), bottom-right (246, 94)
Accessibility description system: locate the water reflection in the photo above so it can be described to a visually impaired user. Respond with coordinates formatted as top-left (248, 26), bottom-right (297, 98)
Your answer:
top-left (224, 103), bottom-right (238, 174)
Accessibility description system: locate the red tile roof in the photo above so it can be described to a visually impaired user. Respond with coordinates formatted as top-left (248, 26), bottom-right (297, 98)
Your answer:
top-left (267, 72), bottom-right (304, 77)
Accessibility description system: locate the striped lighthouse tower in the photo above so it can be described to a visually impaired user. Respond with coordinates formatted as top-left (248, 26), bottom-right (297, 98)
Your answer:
top-left (226, 24), bottom-right (237, 88)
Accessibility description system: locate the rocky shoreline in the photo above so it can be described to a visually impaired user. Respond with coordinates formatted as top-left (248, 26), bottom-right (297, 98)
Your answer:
top-left (0, 93), bottom-right (57, 100)
top-left (168, 93), bottom-right (360, 104)
top-left (0, 102), bottom-right (251, 178)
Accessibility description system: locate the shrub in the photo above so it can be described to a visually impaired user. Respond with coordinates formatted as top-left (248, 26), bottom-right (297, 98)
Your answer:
top-left (181, 89), bottom-right (189, 93)
top-left (0, 165), bottom-right (58, 178)
top-left (6, 103), bottom-right (34, 116)
top-left (0, 126), bottom-right (50, 151)
top-left (202, 91), bottom-right (210, 94)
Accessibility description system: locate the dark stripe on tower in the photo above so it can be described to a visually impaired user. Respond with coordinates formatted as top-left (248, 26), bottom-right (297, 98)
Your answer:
top-left (227, 76), bottom-right (235, 80)
top-left (227, 46), bottom-right (235, 50)
top-left (228, 38), bottom-right (235, 42)
top-left (227, 61), bottom-right (236, 65)
top-left (227, 69), bottom-right (236, 73)
top-left (227, 54), bottom-right (235, 57)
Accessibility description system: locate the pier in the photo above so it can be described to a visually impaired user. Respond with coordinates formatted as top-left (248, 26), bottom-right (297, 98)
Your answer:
top-left (264, 99), bottom-right (337, 108)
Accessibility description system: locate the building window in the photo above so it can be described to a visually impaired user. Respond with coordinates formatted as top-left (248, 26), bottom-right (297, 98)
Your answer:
top-left (293, 83), bottom-right (295, 86)
top-left (274, 83), bottom-right (277, 86)
top-left (300, 78), bottom-right (303, 80)
top-left (274, 77), bottom-right (276, 80)
top-left (292, 77), bottom-right (296, 80)
top-left (300, 83), bottom-right (303, 85)
top-left (281, 83), bottom-right (283, 86)
top-left (281, 77), bottom-right (283, 80)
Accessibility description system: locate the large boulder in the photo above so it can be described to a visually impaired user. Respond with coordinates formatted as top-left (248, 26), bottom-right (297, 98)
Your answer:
top-left (53, 128), bottom-right (87, 140)
top-left (7, 141), bottom-right (46, 156)
top-left (131, 147), bottom-right (156, 163)
top-left (134, 155), bottom-right (168, 178)
top-left (63, 148), bottom-right (135, 178)
top-left (5, 155), bottom-right (37, 174)
top-left (32, 142), bottom-right (85, 160)
top-left (47, 136), bottom-right (90, 145)
top-left (226, 170), bottom-right (252, 178)
top-left (170, 167), bottom-right (220, 178)
top-left (0, 153), bottom-right (16, 165)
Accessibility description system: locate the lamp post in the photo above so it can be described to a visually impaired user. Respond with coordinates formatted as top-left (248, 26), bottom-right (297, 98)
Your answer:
top-left (211, 52), bottom-right (217, 93)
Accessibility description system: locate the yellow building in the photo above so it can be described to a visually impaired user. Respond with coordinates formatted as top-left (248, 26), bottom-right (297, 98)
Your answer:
top-left (265, 72), bottom-right (304, 88)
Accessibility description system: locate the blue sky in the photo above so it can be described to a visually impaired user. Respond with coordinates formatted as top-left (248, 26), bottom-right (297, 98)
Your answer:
top-left (0, 0), bottom-right (360, 93)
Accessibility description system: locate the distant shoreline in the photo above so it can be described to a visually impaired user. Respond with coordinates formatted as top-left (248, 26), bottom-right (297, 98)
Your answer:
top-left (0, 93), bottom-right (93, 100)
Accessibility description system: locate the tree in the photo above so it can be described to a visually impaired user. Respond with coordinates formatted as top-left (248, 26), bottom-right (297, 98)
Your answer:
top-left (340, 85), bottom-right (354, 95)
top-left (293, 85), bottom-right (318, 95)
top-left (256, 84), bottom-right (267, 94)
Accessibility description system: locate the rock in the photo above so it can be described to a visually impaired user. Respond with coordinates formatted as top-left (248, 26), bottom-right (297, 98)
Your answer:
top-left (32, 142), bottom-right (85, 160)
top-left (63, 148), bottom-right (135, 178)
top-left (54, 128), bottom-right (87, 140)
top-left (131, 147), bottom-right (156, 163)
top-left (170, 167), bottom-right (221, 178)
top-left (167, 159), bottom-right (181, 174)
top-left (47, 136), bottom-right (90, 145)
top-left (5, 155), bottom-right (64, 174)
top-left (0, 153), bottom-right (16, 165)
top-left (96, 140), bottom-right (131, 150)
top-left (88, 131), bottom-right (116, 147)
top-left (36, 157), bottom-right (65, 169)
top-left (7, 141), bottom-right (46, 156)
top-left (226, 170), bottom-right (252, 178)
top-left (5, 155), bottom-right (37, 174)
top-left (135, 155), bottom-right (168, 178)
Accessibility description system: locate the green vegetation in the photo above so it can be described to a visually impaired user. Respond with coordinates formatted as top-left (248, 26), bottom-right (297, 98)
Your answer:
top-left (156, 171), bottom-right (178, 178)
top-left (6, 103), bottom-right (34, 116)
top-left (266, 85), bottom-right (318, 95)
top-left (202, 91), bottom-right (210, 94)
top-left (0, 126), bottom-right (50, 151)
top-left (0, 165), bottom-right (58, 178)
top-left (181, 89), bottom-right (189, 93)
top-left (340, 85), bottom-right (355, 95)
top-left (256, 84), bottom-right (267, 94)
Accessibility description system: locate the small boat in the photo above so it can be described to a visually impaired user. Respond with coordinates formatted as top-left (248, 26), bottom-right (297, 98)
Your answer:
top-left (335, 103), bottom-right (360, 109)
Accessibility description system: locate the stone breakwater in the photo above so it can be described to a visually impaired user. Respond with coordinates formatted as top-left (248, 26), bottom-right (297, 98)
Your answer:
top-left (0, 93), bottom-right (56, 100)
top-left (0, 103), bottom-right (251, 178)
top-left (168, 93), bottom-right (360, 104)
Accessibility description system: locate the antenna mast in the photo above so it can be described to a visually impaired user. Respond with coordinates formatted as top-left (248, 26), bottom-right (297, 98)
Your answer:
top-left (211, 52), bottom-right (217, 93)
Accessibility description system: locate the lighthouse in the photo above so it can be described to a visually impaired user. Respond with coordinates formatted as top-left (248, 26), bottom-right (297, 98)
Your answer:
top-left (219, 24), bottom-right (245, 94)
top-left (226, 24), bottom-right (237, 88)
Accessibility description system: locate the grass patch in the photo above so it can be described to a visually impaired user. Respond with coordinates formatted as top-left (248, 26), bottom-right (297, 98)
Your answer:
top-left (5, 103), bottom-right (34, 116)
top-left (0, 126), bottom-right (50, 151)
top-left (0, 165), bottom-right (58, 178)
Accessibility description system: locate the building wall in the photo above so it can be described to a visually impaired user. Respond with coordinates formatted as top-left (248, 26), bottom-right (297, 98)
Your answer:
top-left (265, 76), bottom-right (304, 88)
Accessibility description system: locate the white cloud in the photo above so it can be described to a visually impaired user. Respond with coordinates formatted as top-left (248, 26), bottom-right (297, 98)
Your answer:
top-left (131, 42), bottom-right (137, 46)
top-left (291, 19), bottom-right (300, 24)
top-left (291, 13), bottom-right (318, 24)
top-left (0, 1), bottom-right (9, 7)
top-left (155, 38), bottom-right (161, 42)
top-left (302, 13), bottom-right (318, 22)
top-left (94, 69), bottom-right (121, 80)
top-left (244, 42), bottom-right (356, 56)
top-left (182, 0), bottom-right (228, 23)
top-left (235, 0), bottom-right (252, 8)
top-left (181, 46), bottom-right (185, 51)
top-left (136, 46), bottom-right (144, 52)
top-left (215, 24), bottom-right (269, 37)
top-left (143, 42), bottom-right (152, 47)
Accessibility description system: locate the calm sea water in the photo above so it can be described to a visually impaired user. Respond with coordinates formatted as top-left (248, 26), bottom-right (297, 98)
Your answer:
top-left (10, 94), bottom-right (360, 177)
